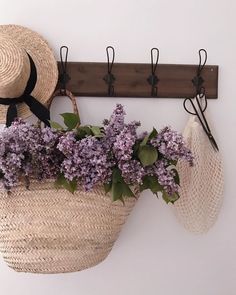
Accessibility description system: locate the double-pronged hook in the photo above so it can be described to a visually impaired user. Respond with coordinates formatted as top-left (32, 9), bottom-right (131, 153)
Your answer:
top-left (58, 46), bottom-right (71, 95)
top-left (147, 48), bottom-right (159, 97)
top-left (183, 49), bottom-right (219, 151)
top-left (192, 48), bottom-right (207, 96)
top-left (103, 46), bottom-right (115, 96)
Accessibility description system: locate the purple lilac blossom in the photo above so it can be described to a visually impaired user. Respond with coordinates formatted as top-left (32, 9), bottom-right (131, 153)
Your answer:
top-left (145, 159), bottom-right (179, 195)
top-left (0, 120), bottom-right (36, 189)
top-left (113, 121), bottom-right (140, 161)
top-left (0, 104), bottom-right (193, 197)
top-left (33, 127), bottom-right (63, 180)
top-left (112, 119), bottom-right (144, 184)
top-left (58, 135), bottom-right (113, 190)
top-left (150, 126), bottom-right (193, 165)
top-left (118, 160), bottom-right (144, 184)
top-left (0, 119), bottom-right (62, 189)
top-left (102, 104), bottom-right (145, 185)
top-left (102, 104), bottom-right (126, 149)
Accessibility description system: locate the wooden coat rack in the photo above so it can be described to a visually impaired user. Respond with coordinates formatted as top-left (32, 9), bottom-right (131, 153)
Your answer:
top-left (56, 61), bottom-right (218, 99)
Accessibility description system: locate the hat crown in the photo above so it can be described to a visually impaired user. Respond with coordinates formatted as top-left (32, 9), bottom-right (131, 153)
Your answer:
top-left (0, 33), bottom-right (30, 99)
top-left (0, 24), bottom-right (58, 124)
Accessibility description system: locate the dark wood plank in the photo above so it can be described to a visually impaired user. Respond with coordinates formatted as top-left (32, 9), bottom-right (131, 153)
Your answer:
top-left (57, 62), bottom-right (218, 99)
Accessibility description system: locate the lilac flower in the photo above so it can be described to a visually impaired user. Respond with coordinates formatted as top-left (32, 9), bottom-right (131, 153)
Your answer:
top-left (0, 119), bottom-right (62, 189)
top-left (58, 135), bottom-right (113, 190)
top-left (33, 127), bottom-right (63, 180)
top-left (0, 120), bottom-right (31, 189)
top-left (151, 126), bottom-right (193, 165)
top-left (113, 121), bottom-right (140, 161)
top-left (57, 131), bottom-right (77, 157)
top-left (103, 104), bottom-right (126, 149)
top-left (118, 160), bottom-right (144, 184)
top-left (145, 159), bottom-right (179, 195)
top-left (0, 104), bottom-right (193, 202)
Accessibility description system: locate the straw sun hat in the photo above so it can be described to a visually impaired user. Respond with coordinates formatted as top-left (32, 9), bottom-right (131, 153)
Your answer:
top-left (0, 24), bottom-right (58, 126)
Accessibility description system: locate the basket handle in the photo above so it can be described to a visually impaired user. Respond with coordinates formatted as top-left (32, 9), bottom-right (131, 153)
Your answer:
top-left (47, 89), bottom-right (79, 116)
top-left (37, 89), bottom-right (80, 127)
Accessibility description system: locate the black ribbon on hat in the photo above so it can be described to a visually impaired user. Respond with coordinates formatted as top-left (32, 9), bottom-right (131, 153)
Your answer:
top-left (0, 53), bottom-right (50, 127)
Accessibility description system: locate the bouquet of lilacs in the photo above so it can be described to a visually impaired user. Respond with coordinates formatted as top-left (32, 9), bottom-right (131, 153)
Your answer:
top-left (0, 104), bottom-right (193, 204)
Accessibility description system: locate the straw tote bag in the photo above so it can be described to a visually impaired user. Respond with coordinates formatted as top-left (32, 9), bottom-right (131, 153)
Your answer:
top-left (174, 110), bottom-right (224, 233)
top-left (0, 91), bottom-right (137, 274)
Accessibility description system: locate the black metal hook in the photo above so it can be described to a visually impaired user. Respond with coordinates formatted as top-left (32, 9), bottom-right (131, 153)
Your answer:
top-left (59, 46), bottom-right (71, 95)
top-left (197, 49), bottom-right (207, 75)
top-left (192, 48), bottom-right (207, 96)
top-left (183, 49), bottom-right (219, 152)
top-left (103, 46), bottom-right (115, 96)
top-left (147, 48), bottom-right (159, 97)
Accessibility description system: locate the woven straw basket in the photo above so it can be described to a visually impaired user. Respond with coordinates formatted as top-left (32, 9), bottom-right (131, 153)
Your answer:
top-left (0, 92), bottom-right (137, 274)
top-left (0, 180), bottom-right (136, 273)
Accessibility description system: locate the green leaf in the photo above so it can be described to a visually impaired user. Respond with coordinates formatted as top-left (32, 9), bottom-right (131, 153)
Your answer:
top-left (112, 182), bottom-right (124, 202)
top-left (76, 126), bottom-right (93, 139)
top-left (140, 134), bottom-right (150, 147)
top-left (49, 121), bottom-right (64, 130)
top-left (162, 191), bottom-right (180, 204)
top-left (54, 174), bottom-right (66, 188)
top-left (149, 176), bottom-right (162, 194)
top-left (133, 141), bottom-right (143, 160)
top-left (109, 168), bottom-right (134, 203)
top-left (90, 126), bottom-right (104, 138)
top-left (140, 175), bottom-right (162, 193)
top-left (61, 113), bottom-right (80, 130)
top-left (112, 168), bottom-right (123, 184)
top-left (104, 182), bottom-right (112, 194)
top-left (138, 145), bottom-right (158, 167)
top-left (149, 128), bottom-right (158, 140)
top-left (54, 174), bottom-right (77, 194)
top-left (122, 183), bottom-right (135, 198)
top-left (140, 128), bottom-right (158, 146)
top-left (66, 179), bottom-right (77, 194)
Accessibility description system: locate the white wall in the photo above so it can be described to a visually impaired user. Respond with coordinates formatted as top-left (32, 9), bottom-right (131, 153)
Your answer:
top-left (1, 1), bottom-right (235, 294)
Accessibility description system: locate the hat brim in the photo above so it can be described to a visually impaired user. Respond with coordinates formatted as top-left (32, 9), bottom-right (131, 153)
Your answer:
top-left (0, 24), bottom-right (58, 124)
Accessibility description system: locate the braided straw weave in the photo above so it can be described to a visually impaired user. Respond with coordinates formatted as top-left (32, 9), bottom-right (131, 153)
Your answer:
top-left (0, 180), bottom-right (137, 273)
top-left (174, 115), bottom-right (224, 233)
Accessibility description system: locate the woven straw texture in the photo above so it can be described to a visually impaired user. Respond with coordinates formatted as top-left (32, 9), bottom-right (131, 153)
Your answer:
top-left (0, 24), bottom-right (58, 123)
top-left (0, 180), bottom-right (137, 273)
top-left (174, 115), bottom-right (224, 233)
